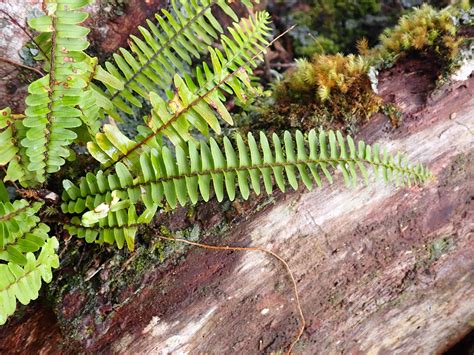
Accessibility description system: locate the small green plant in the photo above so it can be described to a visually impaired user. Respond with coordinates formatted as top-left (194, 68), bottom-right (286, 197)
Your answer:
top-left (263, 4), bottom-right (468, 133)
top-left (0, 0), bottom-right (431, 328)
top-left (371, 4), bottom-right (463, 66)
top-left (275, 53), bottom-right (383, 123)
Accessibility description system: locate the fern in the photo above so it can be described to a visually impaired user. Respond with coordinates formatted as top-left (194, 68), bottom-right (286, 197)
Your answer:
top-left (0, 108), bottom-right (37, 185)
top-left (93, 0), bottom-right (257, 119)
top-left (62, 129), bottom-right (431, 249)
top-left (87, 11), bottom-right (272, 170)
top-left (0, 200), bottom-right (59, 325)
top-left (0, 200), bottom-right (53, 265)
top-left (21, 0), bottom-right (92, 181)
top-left (0, 237), bottom-right (59, 325)
top-left (0, 0), bottom-right (433, 327)
top-left (0, 108), bottom-right (18, 167)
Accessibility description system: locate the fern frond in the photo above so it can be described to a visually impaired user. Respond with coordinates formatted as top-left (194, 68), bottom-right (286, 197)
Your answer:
top-left (87, 11), bottom-right (272, 170)
top-left (0, 108), bottom-right (39, 186)
top-left (21, 0), bottom-right (91, 182)
top-left (65, 204), bottom-right (156, 250)
top-left (0, 200), bottom-right (50, 266)
top-left (0, 108), bottom-right (19, 167)
top-left (0, 237), bottom-right (59, 325)
top-left (93, 0), bottom-right (258, 119)
top-left (62, 129), bottom-right (431, 249)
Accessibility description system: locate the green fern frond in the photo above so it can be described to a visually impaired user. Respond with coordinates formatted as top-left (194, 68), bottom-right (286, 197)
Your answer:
top-left (21, 0), bottom-right (92, 181)
top-left (65, 204), bottom-right (156, 250)
top-left (0, 200), bottom-right (51, 266)
top-left (0, 109), bottom-right (39, 186)
top-left (0, 237), bottom-right (59, 325)
top-left (87, 11), bottom-right (272, 171)
top-left (0, 108), bottom-right (19, 167)
top-left (62, 129), bottom-right (431, 249)
top-left (93, 0), bottom-right (258, 119)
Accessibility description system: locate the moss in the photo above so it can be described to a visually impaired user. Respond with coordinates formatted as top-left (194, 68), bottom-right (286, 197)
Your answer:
top-left (237, 4), bottom-right (471, 135)
top-left (272, 0), bottom-right (419, 57)
top-left (370, 4), bottom-right (465, 68)
top-left (382, 103), bottom-right (403, 128)
top-left (265, 53), bottom-right (383, 131)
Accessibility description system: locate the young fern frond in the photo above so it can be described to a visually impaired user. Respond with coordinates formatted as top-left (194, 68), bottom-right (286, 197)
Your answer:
top-left (87, 11), bottom-right (273, 171)
top-left (21, 0), bottom-right (91, 181)
top-left (92, 0), bottom-right (257, 119)
top-left (62, 129), bottom-right (431, 250)
top-left (0, 237), bottom-right (59, 325)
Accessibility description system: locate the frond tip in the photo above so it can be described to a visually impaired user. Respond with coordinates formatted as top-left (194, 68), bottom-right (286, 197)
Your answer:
top-left (0, 237), bottom-right (59, 325)
top-left (62, 129), bottom-right (431, 249)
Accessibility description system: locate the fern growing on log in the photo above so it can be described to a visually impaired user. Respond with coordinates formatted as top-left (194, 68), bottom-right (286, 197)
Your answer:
top-left (92, 0), bottom-right (257, 120)
top-left (21, 0), bottom-right (93, 181)
top-left (88, 10), bottom-right (272, 170)
top-left (0, 0), bottom-right (432, 326)
top-left (62, 129), bottom-right (430, 249)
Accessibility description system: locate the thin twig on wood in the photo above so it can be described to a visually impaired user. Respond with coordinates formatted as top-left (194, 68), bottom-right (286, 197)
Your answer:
top-left (0, 56), bottom-right (44, 76)
top-left (0, 9), bottom-right (51, 64)
top-left (156, 235), bottom-right (306, 354)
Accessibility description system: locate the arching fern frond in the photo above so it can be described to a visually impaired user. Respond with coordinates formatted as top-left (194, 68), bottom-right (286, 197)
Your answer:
top-left (93, 0), bottom-right (257, 119)
top-left (87, 11), bottom-right (272, 170)
top-left (21, 0), bottom-right (91, 182)
top-left (0, 237), bottom-right (59, 325)
top-left (62, 129), bottom-right (431, 249)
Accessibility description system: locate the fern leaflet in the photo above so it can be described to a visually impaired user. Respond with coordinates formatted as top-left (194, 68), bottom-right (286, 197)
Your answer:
top-left (0, 237), bottom-right (59, 325)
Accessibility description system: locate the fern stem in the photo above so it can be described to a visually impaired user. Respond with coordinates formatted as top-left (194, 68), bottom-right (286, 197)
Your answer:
top-left (42, 15), bottom-right (58, 169)
top-left (0, 203), bottom-right (31, 222)
top-left (67, 156), bottom-right (424, 204)
top-left (0, 57), bottom-right (44, 76)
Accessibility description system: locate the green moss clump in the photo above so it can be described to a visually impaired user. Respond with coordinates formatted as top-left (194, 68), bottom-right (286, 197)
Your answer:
top-left (274, 53), bottom-right (383, 126)
top-left (371, 4), bottom-right (464, 66)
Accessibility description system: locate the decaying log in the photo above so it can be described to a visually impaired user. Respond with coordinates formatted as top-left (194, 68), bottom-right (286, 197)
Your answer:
top-left (1, 62), bottom-right (472, 354)
top-left (0, 1), bottom-right (473, 353)
top-left (90, 72), bottom-right (474, 354)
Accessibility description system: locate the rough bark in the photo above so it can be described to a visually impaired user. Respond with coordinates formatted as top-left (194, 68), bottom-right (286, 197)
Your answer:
top-left (80, 70), bottom-right (474, 354)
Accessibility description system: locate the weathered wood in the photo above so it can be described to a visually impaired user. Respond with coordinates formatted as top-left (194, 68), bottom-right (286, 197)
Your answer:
top-left (0, 1), bottom-right (472, 352)
top-left (3, 65), bottom-right (467, 354)
top-left (100, 74), bottom-right (474, 354)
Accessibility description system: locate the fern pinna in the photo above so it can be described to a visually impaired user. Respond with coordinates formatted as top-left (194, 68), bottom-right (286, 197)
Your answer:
top-left (0, 0), bottom-right (431, 326)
